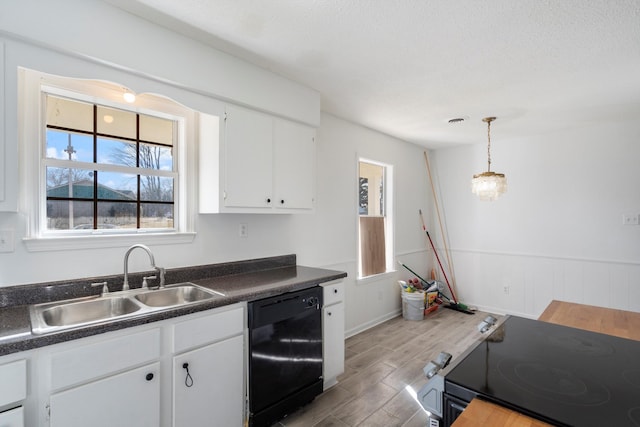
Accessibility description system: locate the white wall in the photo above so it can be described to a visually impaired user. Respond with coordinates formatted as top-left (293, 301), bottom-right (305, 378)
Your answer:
top-left (0, 1), bottom-right (433, 335)
top-left (431, 120), bottom-right (640, 318)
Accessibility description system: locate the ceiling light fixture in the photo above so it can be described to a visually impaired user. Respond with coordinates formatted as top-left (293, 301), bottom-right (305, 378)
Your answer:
top-left (123, 89), bottom-right (136, 103)
top-left (471, 117), bottom-right (507, 201)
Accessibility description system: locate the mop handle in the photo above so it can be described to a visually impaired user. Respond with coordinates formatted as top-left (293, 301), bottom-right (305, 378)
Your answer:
top-left (419, 210), bottom-right (458, 303)
top-left (397, 261), bottom-right (452, 303)
top-left (398, 261), bottom-right (431, 286)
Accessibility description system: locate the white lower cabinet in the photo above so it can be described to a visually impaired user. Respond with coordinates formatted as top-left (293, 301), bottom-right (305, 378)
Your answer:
top-left (46, 328), bottom-right (161, 427)
top-left (322, 281), bottom-right (345, 390)
top-left (173, 335), bottom-right (244, 427)
top-left (0, 359), bottom-right (27, 411)
top-left (49, 362), bottom-right (160, 427)
top-left (20, 302), bottom-right (247, 427)
top-left (172, 304), bottom-right (245, 427)
top-left (0, 357), bottom-right (27, 427)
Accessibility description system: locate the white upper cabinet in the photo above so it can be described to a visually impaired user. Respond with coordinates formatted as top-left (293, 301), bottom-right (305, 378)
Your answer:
top-left (273, 119), bottom-right (316, 210)
top-left (0, 41), bottom-right (9, 212)
top-left (223, 105), bottom-right (274, 209)
top-left (199, 105), bottom-right (316, 214)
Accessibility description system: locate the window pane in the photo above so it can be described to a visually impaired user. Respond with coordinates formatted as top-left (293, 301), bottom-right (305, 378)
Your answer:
top-left (46, 167), bottom-right (94, 198)
top-left (96, 106), bottom-right (136, 139)
top-left (96, 171), bottom-right (137, 201)
top-left (46, 95), bottom-right (93, 132)
top-left (140, 114), bottom-right (174, 146)
top-left (46, 200), bottom-right (93, 230)
top-left (140, 175), bottom-right (173, 202)
top-left (359, 177), bottom-right (368, 214)
top-left (46, 130), bottom-right (93, 162)
top-left (359, 162), bottom-right (384, 216)
top-left (97, 137), bottom-right (137, 167)
top-left (141, 203), bottom-right (174, 229)
top-left (98, 201), bottom-right (137, 228)
top-left (139, 143), bottom-right (173, 171)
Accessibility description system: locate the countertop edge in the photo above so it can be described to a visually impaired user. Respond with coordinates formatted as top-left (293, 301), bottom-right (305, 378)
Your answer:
top-left (0, 265), bottom-right (347, 357)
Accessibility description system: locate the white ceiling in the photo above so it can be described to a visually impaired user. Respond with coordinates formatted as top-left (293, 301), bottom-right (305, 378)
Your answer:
top-left (108, 0), bottom-right (640, 148)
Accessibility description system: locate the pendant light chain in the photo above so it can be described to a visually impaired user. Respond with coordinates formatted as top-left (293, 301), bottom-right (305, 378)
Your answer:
top-left (471, 116), bottom-right (507, 201)
top-left (486, 119), bottom-right (492, 172)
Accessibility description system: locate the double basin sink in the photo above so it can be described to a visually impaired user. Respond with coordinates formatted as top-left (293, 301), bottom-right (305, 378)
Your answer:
top-left (29, 283), bottom-right (224, 335)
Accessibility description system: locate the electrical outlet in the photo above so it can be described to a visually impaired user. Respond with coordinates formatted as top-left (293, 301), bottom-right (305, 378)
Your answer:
top-left (0, 229), bottom-right (15, 253)
top-left (239, 223), bottom-right (248, 238)
top-left (622, 213), bottom-right (639, 225)
top-left (503, 286), bottom-right (510, 295)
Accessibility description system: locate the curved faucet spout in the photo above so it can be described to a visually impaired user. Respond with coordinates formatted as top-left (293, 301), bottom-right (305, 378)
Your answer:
top-left (123, 244), bottom-right (157, 291)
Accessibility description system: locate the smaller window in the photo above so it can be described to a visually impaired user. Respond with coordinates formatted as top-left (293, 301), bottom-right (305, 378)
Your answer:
top-left (358, 159), bottom-right (393, 278)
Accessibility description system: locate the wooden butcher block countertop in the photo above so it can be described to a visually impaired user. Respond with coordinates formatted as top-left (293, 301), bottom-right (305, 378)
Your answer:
top-left (452, 300), bottom-right (640, 427)
top-left (452, 399), bottom-right (551, 427)
top-left (537, 300), bottom-right (640, 340)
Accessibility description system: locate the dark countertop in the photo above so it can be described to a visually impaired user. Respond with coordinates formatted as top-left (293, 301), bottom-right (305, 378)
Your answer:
top-left (0, 255), bottom-right (347, 357)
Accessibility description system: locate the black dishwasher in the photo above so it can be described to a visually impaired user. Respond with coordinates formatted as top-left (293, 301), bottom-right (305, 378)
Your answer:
top-left (248, 286), bottom-right (323, 427)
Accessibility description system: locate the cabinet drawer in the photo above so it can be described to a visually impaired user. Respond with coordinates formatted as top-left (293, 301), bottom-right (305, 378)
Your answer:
top-left (322, 280), bottom-right (344, 306)
top-left (51, 328), bottom-right (160, 391)
top-left (0, 406), bottom-right (23, 427)
top-left (0, 360), bottom-right (26, 408)
top-left (173, 305), bottom-right (244, 353)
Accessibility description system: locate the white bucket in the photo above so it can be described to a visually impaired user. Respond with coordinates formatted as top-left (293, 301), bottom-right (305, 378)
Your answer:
top-left (401, 290), bottom-right (425, 321)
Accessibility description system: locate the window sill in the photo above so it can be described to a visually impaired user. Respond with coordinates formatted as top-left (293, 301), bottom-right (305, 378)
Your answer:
top-left (356, 269), bottom-right (397, 285)
top-left (23, 232), bottom-right (196, 252)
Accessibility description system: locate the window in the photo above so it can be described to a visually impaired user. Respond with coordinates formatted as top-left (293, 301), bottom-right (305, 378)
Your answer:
top-left (44, 94), bottom-right (176, 231)
top-left (358, 159), bottom-right (394, 278)
top-left (19, 67), bottom-right (197, 249)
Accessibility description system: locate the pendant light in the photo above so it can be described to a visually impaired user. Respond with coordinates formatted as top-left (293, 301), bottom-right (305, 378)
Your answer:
top-left (471, 117), bottom-right (507, 201)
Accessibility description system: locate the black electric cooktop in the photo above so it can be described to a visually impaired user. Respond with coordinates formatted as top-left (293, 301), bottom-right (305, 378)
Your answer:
top-left (445, 316), bottom-right (640, 427)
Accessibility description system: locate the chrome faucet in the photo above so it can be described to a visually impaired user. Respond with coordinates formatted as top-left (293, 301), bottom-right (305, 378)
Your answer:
top-left (123, 244), bottom-right (161, 291)
top-left (155, 266), bottom-right (166, 289)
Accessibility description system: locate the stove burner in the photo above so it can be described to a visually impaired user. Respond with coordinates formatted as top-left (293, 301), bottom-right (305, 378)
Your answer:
top-left (624, 370), bottom-right (640, 388)
top-left (629, 407), bottom-right (640, 426)
top-left (497, 358), bottom-right (611, 406)
top-left (547, 334), bottom-right (615, 356)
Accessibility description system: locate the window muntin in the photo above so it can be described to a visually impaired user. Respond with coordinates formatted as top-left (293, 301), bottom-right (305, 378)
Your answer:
top-left (43, 94), bottom-right (177, 232)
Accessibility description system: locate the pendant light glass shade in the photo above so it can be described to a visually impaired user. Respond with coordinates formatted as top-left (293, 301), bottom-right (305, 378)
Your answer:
top-left (471, 117), bottom-right (507, 201)
top-left (471, 171), bottom-right (507, 201)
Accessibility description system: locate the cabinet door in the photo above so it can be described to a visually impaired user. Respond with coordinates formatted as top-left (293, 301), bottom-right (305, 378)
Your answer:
top-left (224, 105), bottom-right (273, 208)
top-left (273, 119), bottom-right (316, 210)
top-left (49, 362), bottom-right (160, 427)
top-left (323, 301), bottom-right (345, 388)
top-left (173, 335), bottom-right (244, 427)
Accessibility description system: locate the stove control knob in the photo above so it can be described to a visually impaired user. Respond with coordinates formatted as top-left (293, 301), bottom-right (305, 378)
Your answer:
top-left (306, 296), bottom-right (318, 307)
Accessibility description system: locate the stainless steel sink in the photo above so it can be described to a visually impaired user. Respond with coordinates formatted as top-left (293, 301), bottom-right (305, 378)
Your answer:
top-left (134, 284), bottom-right (223, 308)
top-left (29, 282), bottom-right (225, 335)
top-left (30, 296), bottom-right (142, 334)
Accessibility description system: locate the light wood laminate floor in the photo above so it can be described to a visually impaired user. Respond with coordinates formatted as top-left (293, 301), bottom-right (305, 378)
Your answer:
top-left (273, 307), bottom-right (498, 427)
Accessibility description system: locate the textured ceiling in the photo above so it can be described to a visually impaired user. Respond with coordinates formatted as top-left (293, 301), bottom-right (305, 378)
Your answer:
top-left (108, 0), bottom-right (640, 148)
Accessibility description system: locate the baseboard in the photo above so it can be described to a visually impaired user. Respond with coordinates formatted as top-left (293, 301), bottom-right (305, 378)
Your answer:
top-left (345, 309), bottom-right (402, 338)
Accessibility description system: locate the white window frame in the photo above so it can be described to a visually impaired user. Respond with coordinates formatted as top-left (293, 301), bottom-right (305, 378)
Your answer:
top-left (357, 157), bottom-right (395, 281)
top-left (19, 68), bottom-right (196, 251)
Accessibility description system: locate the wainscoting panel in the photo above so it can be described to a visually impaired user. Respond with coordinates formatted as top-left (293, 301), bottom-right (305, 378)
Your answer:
top-left (449, 249), bottom-right (640, 318)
